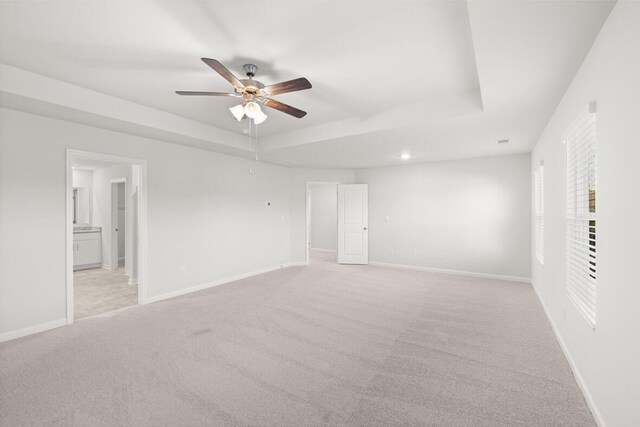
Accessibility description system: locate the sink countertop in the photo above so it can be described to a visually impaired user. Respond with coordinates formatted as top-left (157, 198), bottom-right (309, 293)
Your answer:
top-left (73, 227), bottom-right (102, 234)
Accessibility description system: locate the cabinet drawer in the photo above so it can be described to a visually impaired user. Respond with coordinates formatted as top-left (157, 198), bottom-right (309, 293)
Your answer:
top-left (73, 231), bottom-right (101, 241)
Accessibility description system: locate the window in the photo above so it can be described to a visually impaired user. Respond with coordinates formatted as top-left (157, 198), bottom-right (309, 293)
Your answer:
top-left (534, 163), bottom-right (544, 264)
top-left (565, 102), bottom-right (597, 328)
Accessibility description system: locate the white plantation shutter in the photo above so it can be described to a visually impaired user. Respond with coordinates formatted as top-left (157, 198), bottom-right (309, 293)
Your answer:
top-left (565, 103), bottom-right (597, 327)
top-left (535, 164), bottom-right (544, 264)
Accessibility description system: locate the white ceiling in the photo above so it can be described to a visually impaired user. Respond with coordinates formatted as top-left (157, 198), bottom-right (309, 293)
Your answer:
top-left (0, 0), bottom-right (615, 168)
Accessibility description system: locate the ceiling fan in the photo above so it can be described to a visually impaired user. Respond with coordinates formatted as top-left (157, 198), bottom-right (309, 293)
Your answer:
top-left (176, 58), bottom-right (312, 124)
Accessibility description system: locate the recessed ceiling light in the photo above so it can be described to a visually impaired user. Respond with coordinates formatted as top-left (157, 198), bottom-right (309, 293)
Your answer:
top-left (400, 153), bottom-right (411, 160)
top-left (498, 139), bottom-right (510, 144)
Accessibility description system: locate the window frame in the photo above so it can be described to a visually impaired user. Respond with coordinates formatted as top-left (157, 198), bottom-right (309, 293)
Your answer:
top-left (534, 162), bottom-right (544, 265)
top-left (564, 102), bottom-right (597, 329)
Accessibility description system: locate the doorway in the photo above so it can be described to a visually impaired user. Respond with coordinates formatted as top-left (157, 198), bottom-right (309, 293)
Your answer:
top-left (111, 180), bottom-right (126, 272)
top-left (66, 150), bottom-right (147, 323)
top-left (305, 182), bottom-right (369, 265)
top-left (306, 183), bottom-right (339, 265)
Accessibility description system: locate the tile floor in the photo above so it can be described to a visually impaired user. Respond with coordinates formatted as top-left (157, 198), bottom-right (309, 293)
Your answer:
top-left (74, 260), bottom-right (137, 319)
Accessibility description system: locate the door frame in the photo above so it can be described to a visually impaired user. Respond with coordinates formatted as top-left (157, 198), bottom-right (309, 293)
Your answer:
top-left (305, 181), bottom-right (339, 265)
top-left (110, 178), bottom-right (126, 272)
top-left (66, 149), bottom-right (148, 324)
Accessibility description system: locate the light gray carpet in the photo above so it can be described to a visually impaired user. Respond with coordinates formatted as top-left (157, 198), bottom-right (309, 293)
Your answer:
top-left (74, 261), bottom-right (137, 320)
top-left (0, 251), bottom-right (594, 426)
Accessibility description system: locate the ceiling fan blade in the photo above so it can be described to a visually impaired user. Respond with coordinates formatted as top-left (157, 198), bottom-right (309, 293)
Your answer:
top-left (201, 58), bottom-right (245, 89)
top-left (175, 91), bottom-right (240, 97)
top-left (262, 77), bottom-right (312, 96)
top-left (263, 99), bottom-right (307, 118)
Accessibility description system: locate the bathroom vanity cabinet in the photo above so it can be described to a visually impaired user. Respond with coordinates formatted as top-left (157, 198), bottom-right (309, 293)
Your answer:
top-left (73, 230), bottom-right (102, 270)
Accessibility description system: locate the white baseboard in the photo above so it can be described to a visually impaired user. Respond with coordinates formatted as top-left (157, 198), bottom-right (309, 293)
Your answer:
top-left (128, 278), bottom-right (138, 285)
top-left (1, 262), bottom-right (306, 343)
top-left (310, 248), bottom-right (337, 253)
top-left (531, 282), bottom-right (605, 427)
top-left (145, 262), bottom-right (301, 304)
top-left (73, 263), bottom-right (101, 271)
top-left (0, 318), bottom-right (67, 343)
top-left (288, 261), bottom-right (308, 267)
top-left (101, 264), bottom-right (111, 270)
top-left (369, 261), bottom-right (531, 283)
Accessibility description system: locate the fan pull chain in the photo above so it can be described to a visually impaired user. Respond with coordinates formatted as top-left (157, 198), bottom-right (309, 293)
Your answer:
top-left (248, 117), bottom-right (252, 156)
top-left (246, 118), bottom-right (259, 161)
top-left (254, 119), bottom-right (259, 161)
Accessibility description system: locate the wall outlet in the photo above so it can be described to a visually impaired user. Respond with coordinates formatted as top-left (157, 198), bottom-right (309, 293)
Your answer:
top-left (438, 252), bottom-right (444, 259)
top-left (414, 250), bottom-right (420, 257)
top-left (385, 215), bottom-right (390, 222)
top-left (389, 248), bottom-right (394, 255)
top-left (179, 266), bottom-right (186, 276)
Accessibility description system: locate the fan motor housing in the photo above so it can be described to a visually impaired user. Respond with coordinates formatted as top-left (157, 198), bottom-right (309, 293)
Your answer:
top-left (237, 78), bottom-right (265, 95)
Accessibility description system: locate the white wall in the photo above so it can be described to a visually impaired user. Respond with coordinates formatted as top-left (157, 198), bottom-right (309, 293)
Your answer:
top-left (72, 169), bottom-right (92, 189)
top-left (0, 109), bottom-right (292, 337)
top-left (355, 154), bottom-right (531, 279)
top-left (289, 169), bottom-right (355, 264)
top-left (309, 184), bottom-right (337, 251)
top-left (531, 2), bottom-right (640, 425)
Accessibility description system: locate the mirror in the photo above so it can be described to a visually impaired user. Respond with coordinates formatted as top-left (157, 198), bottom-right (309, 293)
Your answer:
top-left (73, 187), bottom-right (91, 226)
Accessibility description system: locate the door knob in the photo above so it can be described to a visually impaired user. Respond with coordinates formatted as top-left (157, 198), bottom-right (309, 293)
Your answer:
top-left (363, 227), bottom-right (368, 230)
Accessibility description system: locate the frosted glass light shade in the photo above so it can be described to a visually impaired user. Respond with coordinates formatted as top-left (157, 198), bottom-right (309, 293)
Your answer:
top-left (244, 101), bottom-right (261, 118)
top-left (229, 104), bottom-right (245, 121)
top-left (253, 109), bottom-right (268, 125)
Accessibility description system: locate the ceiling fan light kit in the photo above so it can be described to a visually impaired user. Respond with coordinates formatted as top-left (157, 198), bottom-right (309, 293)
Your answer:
top-left (228, 101), bottom-right (268, 124)
top-left (176, 58), bottom-right (312, 125)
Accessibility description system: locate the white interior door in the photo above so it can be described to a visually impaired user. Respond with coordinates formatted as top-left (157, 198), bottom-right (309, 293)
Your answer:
top-left (337, 184), bottom-right (368, 264)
